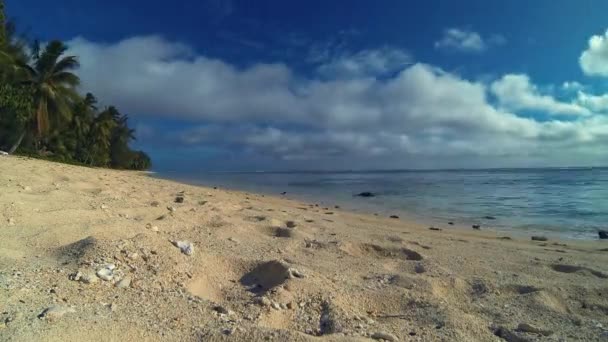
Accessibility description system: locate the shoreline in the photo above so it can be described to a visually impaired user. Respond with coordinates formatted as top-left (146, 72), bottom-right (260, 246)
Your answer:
top-left (153, 172), bottom-right (602, 242)
top-left (2, 156), bottom-right (608, 341)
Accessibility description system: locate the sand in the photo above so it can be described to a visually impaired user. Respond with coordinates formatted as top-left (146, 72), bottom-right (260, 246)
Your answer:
top-left (1, 156), bottom-right (607, 341)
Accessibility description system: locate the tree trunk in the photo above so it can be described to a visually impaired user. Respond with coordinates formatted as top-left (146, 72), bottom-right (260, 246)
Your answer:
top-left (8, 131), bottom-right (25, 154)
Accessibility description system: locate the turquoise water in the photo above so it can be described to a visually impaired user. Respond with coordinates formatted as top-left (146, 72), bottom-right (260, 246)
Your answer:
top-left (158, 168), bottom-right (608, 240)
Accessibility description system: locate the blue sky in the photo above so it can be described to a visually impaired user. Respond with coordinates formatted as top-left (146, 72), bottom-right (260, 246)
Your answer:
top-left (6, 0), bottom-right (608, 170)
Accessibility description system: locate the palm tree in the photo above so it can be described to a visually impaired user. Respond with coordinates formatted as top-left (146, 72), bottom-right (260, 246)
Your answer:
top-left (17, 40), bottom-right (80, 143)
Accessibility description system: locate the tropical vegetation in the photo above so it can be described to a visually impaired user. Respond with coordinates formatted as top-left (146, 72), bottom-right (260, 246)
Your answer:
top-left (0, 1), bottom-right (151, 170)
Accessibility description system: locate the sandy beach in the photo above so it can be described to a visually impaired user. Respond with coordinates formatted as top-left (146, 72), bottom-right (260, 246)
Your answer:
top-left (1, 156), bottom-right (608, 341)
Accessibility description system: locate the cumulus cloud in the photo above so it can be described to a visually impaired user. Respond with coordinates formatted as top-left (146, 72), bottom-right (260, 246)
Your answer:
top-left (66, 35), bottom-right (608, 168)
top-left (490, 74), bottom-right (590, 116)
top-left (434, 28), bottom-right (503, 53)
top-left (580, 29), bottom-right (608, 76)
top-left (577, 91), bottom-right (608, 112)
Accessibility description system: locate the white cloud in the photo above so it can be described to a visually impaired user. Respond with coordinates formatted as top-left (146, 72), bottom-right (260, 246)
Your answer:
top-left (577, 91), bottom-right (608, 112)
top-left (66, 35), bottom-right (608, 168)
top-left (434, 28), bottom-right (503, 53)
top-left (490, 74), bottom-right (590, 116)
top-left (580, 29), bottom-right (608, 76)
top-left (317, 47), bottom-right (412, 78)
top-left (562, 81), bottom-right (584, 92)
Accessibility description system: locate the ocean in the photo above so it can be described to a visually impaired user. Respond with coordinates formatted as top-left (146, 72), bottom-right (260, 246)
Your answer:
top-left (157, 168), bottom-right (608, 240)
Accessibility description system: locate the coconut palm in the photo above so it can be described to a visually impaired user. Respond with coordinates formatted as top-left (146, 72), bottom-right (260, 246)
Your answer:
top-left (17, 40), bottom-right (80, 141)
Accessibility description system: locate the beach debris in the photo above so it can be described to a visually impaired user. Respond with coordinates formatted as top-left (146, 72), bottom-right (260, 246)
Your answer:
top-left (355, 192), bottom-right (375, 198)
top-left (0, 150), bottom-right (8, 156)
top-left (115, 276), bottom-right (131, 288)
top-left (599, 230), bottom-right (608, 239)
top-left (175, 195), bottom-right (184, 203)
top-left (172, 240), bottom-right (194, 256)
top-left (516, 323), bottom-right (553, 336)
top-left (389, 215), bottom-right (399, 219)
top-left (531, 236), bottom-right (548, 242)
top-left (371, 332), bottom-right (398, 341)
top-left (38, 305), bottom-right (76, 321)
top-left (429, 227), bottom-right (441, 231)
top-left (472, 224), bottom-right (481, 230)
top-left (96, 264), bottom-right (115, 281)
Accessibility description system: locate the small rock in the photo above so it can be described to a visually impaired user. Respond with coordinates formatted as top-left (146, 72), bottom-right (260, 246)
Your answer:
top-left (254, 296), bottom-right (271, 307)
top-left (429, 227), bottom-right (441, 231)
top-left (371, 332), bottom-right (398, 341)
top-left (271, 302), bottom-right (281, 310)
top-left (151, 226), bottom-right (159, 232)
top-left (100, 204), bottom-right (108, 210)
top-left (175, 196), bottom-right (184, 203)
top-left (96, 266), bottom-right (115, 281)
top-left (289, 268), bottom-right (305, 278)
top-left (115, 277), bottom-right (131, 288)
top-left (531, 236), bottom-right (548, 242)
top-left (448, 221), bottom-right (454, 225)
top-left (213, 305), bottom-right (233, 315)
top-left (38, 305), bottom-right (75, 321)
top-left (80, 273), bottom-right (98, 284)
top-left (285, 221), bottom-right (297, 228)
top-left (516, 323), bottom-right (553, 336)
top-left (127, 252), bottom-right (139, 260)
top-left (167, 206), bottom-right (176, 212)
top-left (472, 224), bottom-right (481, 230)
top-left (355, 192), bottom-right (375, 198)
top-left (389, 215), bottom-right (399, 219)
top-left (7, 218), bottom-right (15, 226)
top-left (172, 240), bottom-right (194, 256)
top-left (150, 201), bottom-right (160, 207)
top-left (599, 231), bottom-right (608, 239)
top-left (414, 263), bottom-right (426, 274)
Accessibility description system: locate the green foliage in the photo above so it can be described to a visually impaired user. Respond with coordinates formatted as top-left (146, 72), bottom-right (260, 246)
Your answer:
top-left (0, 3), bottom-right (151, 170)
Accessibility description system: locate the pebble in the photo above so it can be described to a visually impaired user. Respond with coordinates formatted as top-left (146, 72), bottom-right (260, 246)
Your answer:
top-left (531, 236), bottom-right (548, 242)
top-left (115, 277), bottom-right (131, 288)
top-left (80, 273), bottom-right (98, 284)
top-left (96, 265), bottom-right (115, 281)
top-left (370, 331), bottom-right (398, 341)
top-left (271, 302), bottom-right (281, 310)
top-left (414, 263), bottom-right (426, 274)
top-left (172, 240), bottom-right (194, 256)
top-left (7, 218), bottom-right (15, 226)
top-left (289, 268), bottom-right (305, 278)
top-left (167, 206), bottom-right (176, 212)
top-left (254, 296), bottom-right (271, 307)
top-left (100, 204), bottom-right (108, 210)
top-left (38, 305), bottom-right (75, 321)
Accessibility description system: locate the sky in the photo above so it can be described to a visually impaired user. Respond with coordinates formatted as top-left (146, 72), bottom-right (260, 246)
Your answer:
top-left (6, 0), bottom-right (608, 171)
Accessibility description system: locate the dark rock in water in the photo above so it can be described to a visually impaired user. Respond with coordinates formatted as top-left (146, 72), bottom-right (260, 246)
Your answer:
top-left (213, 186), bottom-right (218, 189)
top-left (448, 221), bottom-right (454, 225)
top-left (429, 227), bottom-right (442, 231)
top-left (498, 236), bottom-right (512, 240)
top-left (531, 236), bottom-right (548, 242)
top-left (389, 215), bottom-right (399, 219)
top-left (175, 196), bottom-right (184, 203)
top-left (334, 205), bottom-right (340, 209)
top-left (280, 192), bottom-right (287, 195)
top-left (599, 231), bottom-right (608, 239)
top-left (472, 225), bottom-right (481, 230)
top-left (484, 216), bottom-right (496, 220)
top-left (355, 191), bottom-right (375, 198)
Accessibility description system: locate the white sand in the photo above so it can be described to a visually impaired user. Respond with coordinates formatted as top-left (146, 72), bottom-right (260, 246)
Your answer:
top-left (1, 156), bottom-right (607, 341)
